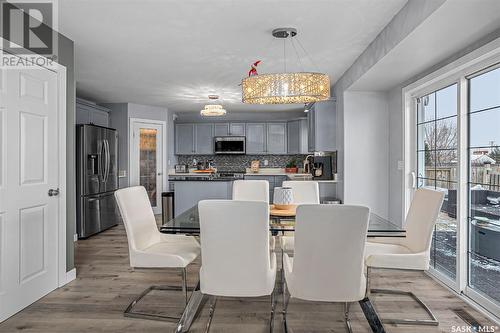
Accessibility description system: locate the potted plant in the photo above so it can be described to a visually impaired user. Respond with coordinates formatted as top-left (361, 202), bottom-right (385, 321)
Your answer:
top-left (285, 159), bottom-right (298, 173)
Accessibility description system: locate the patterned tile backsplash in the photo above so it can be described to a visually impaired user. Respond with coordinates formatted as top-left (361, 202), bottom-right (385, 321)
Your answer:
top-left (176, 155), bottom-right (308, 171)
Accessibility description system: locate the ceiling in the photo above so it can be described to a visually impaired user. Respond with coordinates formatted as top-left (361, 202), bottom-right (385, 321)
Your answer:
top-left (59, 0), bottom-right (407, 112)
top-left (349, 0), bottom-right (500, 91)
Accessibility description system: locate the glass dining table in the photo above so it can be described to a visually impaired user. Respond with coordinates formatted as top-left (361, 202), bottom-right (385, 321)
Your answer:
top-left (162, 205), bottom-right (404, 333)
top-left (160, 204), bottom-right (405, 237)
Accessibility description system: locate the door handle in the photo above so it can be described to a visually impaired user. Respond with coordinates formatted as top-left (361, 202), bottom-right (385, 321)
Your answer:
top-left (411, 171), bottom-right (417, 189)
top-left (48, 188), bottom-right (60, 197)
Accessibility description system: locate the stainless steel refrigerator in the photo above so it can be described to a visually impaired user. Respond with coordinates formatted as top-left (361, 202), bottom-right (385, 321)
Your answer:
top-left (76, 124), bottom-right (121, 238)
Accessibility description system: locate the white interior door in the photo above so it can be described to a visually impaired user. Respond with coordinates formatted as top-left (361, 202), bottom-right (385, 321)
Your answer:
top-left (0, 65), bottom-right (60, 321)
top-left (130, 120), bottom-right (164, 214)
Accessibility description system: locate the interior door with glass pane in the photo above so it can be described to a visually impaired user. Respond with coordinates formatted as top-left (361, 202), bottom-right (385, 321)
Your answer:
top-left (416, 83), bottom-right (459, 282)
top-left (467, 66), bottom-right (500, 308)
top-left (131, 121), bottom-right (164, 214)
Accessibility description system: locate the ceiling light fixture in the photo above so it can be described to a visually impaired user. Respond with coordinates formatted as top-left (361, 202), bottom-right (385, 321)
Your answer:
top-left (200, 95), bottom-right (227, 116)
top-left (242, 28), bottom-right (330, 105)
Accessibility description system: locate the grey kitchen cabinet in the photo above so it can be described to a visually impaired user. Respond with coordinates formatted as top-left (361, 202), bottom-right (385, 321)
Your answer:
top-left (172, 181), bottom-right (232, 217)
top-left (76, 98), bottom-right (110, 127)
top-left (213, 122), bottom-right (245, 136)
top-left (214, 123), bottom-right (229, 136)
top-left (266, 122), bottom-right (287, 154)
top-left (229, 123), bottom-right (245, 136)
top-left (245, 123), bottom-right (267, 154)
top-left (287, 118), bottom-right (309, 154)
top-left (308, 100), bottom-right (336, 152)
top-left (175, 124), bottom-right (195, 154)
top-left (194, 123), bottom-right (214, 154)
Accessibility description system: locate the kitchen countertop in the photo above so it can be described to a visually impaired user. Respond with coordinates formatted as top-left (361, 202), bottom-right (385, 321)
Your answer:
top-left (168, 168), bottom-right (338, 183)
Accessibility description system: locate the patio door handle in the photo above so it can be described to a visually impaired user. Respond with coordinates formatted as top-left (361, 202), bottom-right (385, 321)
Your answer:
top-left (411, 171), bottom-right (417, 189)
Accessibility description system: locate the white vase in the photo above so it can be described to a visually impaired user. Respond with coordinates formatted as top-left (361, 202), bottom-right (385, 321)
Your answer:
top-left (273, 187), bottom-right (294, 209)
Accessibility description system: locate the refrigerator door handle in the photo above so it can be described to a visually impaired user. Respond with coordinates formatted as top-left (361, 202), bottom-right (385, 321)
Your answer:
top-left (105, 139), bottom-right (111, 183)
top-left (99, 140), bottom-right (105, 184)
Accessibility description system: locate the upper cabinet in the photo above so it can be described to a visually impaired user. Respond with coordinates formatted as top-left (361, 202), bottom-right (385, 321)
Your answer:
top-left (175, 123), bottom-right (214, 155)
top-left (174, 119), bottom-right (308, 155)
top-left (245, 123), bottom-right (267, 154)
top-left (287, 118), bottom-right (309, 154)
top-left (175, 124), bottom-right (195, 154)
top-left (214, 123), bottom-right (229, 136)
top-left (213, 122), bottom-right (246, 136)
top-left (229, 123), bottom-right (245, 136)
top-left (76, 98), bottom-right (110, 127)
top-left (308, 100), bottom-right (336, 152)
top-left (266, 122), bottom-right (287, 154)
top-left (195, 123), bottom-right (214, 154)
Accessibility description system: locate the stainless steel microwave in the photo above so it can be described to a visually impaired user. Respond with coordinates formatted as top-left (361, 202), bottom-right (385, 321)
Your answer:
top-left (214, 136), bottom-right (245, 154)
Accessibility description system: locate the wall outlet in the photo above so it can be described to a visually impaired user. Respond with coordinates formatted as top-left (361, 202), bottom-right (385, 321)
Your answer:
top-left (263, 159), bottom-right (269, 166)
top-left (397, 160), bottom-right (404, 170)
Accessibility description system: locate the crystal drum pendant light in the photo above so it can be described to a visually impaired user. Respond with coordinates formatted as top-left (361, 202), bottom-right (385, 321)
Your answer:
top-left (242, 28), bottom-right (330, 104)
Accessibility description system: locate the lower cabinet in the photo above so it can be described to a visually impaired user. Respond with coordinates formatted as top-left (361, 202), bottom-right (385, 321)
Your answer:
top-left (172, 181), bottom-right (233, 217)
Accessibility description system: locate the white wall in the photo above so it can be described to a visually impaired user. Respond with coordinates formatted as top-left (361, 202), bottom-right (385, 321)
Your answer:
top-left (343, 91), bottom-right (389, 218)
top-left (387, 88), bottom-right (404, 225)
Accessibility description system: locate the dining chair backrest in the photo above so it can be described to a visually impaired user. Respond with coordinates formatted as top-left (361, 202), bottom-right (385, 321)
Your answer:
top-left (198, 200), bottom-right (274, 297)
top-left (291, 204), bottom-right (370, 301)
top-left (402, 188), bottom-right (445, 253)
top-left (282, 180), bottom-right (320, 204)
top-left (115, 186), bottom-right (160, 254)
top-left (232, 180), bottom-right (269, 203)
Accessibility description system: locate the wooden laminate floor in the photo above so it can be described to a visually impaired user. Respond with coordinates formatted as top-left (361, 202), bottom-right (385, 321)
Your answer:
top-left (0, 222), bottom-right (497, 332)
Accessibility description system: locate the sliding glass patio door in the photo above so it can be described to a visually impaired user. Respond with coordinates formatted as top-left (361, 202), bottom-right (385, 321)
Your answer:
top-left (467, 66), bottom-right (500, 307)
top-left (411, 60), bottom-right (500, 317)
top-left (416, 84), bottom-right (458, 281)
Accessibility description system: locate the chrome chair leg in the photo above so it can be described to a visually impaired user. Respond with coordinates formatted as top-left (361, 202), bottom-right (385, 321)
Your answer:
top-left (282, 282), bottom-right (291, 333)
top-left (366, 268), bottom-right (439, 326)
top-left (182, 268), bottom-right (188, 305)
top-left (270, 289), bottom-right (277, 333)
top-left (204, 296), bottom-right (218, 333)
top-left (344, 302), bottom-right (353, 333)
top-left (124, 268), bottom-right (192, 322)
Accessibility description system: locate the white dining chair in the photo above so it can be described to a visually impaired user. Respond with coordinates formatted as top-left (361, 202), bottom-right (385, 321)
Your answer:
top-left (198, 200), bottom-right (277, 332)
top-left (232, 179), bottom-right (269, 202)
top-left (115, 186), bottom-right (200, 321)
top-left (365, 188), bottom-right (445, 326)
top-left (280, 181), bottom-right (320, 253)
top-left (282, 204), bottom-right (370, 332)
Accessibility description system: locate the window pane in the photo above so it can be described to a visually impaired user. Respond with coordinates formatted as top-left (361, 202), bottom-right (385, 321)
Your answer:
top-left (435, 149), bottom-right (458, 182)
top-left (470, 148), bottom-right (500, 185)
top-left (436, 84), bottom-right (458, 119)
top-left (417, 177), bottom-right (435, 189)
top-left (469, 107), bottom-right (500, 148)
top-left (435, 117), bottom-right (457, 149)
top-left (470, 67), bottom-right (500, 112)
top-left (417, 122), bottom-right (435, 151)
top-left (417, 92), bottom-right (435, 123)
top-left (468, 67), bottom-right (500, 306)
top-left (418, 151), bottom-right (435, 180)
top-left (432, 182), bottom-right (457, 279)
top-left (139, 128), bottom-right (158, 207)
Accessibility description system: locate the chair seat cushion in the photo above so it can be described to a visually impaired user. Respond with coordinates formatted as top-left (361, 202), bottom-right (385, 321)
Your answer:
top-left (284, 254), bottom-right (366, 302)
top-left (131, 236), bottom-right (200, 268)
top-left (365, 242), bottom-right (429, 270)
